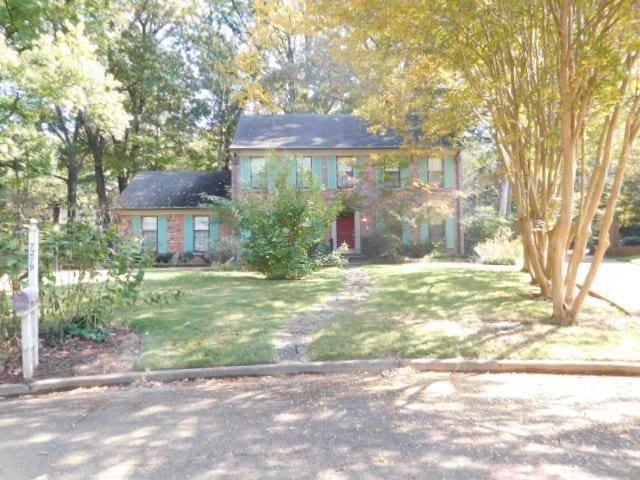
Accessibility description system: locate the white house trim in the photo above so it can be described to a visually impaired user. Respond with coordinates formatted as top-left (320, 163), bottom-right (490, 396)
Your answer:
top-left (331, 220), bottom-right (337, 250)
top-left (354, 210), bottom-right (361, 252)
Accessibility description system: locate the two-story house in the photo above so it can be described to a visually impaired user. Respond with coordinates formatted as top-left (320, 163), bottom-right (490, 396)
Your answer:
top-left (114, 114), bottom-right (464, 256)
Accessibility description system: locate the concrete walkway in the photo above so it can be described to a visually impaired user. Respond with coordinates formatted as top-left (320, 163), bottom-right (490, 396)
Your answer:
top-left (1, 371), bottom-right (639, 479)
top-left (577, 257), bottom-right (640, 315)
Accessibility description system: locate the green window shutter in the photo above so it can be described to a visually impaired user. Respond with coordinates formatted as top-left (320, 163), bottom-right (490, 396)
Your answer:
top-left (312, 156), bottom-right (324, 186)
top-left (419, 223), bottom-right (430, 243)
top-left (400, 158), bottom-right (410, 188)
top-left (402, 225), bottom-right (413, 246)
top-left (157, 216), bottom-right (169, 254)
top-left (419, 157), bottom-right (428, 182)
top-left (240, 157), bottom-right (251, 189)
top-left (445, 216), bottom-right (456, 249)
top-left (183, 215), bottom-right (194, 253)
top-left (354, 156), bottom-right (364, 180)
top-left (132, 216), bottom-right (142, 237)
top-left (288, 158), bottom-right (297, 187)
top-left (374, 166), bottom-right (383, 188)
top-left (376, 213), bottom-right (385, 232)
top-left (209, 215), bottom-right (219, 241)
top-left (444, 157), bottom-right (456, 188)
top-left (327, 156), bottom-right (337, 189)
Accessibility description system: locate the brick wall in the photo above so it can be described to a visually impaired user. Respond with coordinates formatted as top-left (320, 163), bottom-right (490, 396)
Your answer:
top-left (230, 152), bottom-right (464, 253)
top-left (167, 214), bottom-right (184, 252)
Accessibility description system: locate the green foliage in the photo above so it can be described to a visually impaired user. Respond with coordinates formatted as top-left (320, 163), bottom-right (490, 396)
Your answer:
top-left (208, 235), bottom-right (241, 264)
top-left (474, 234), bottom-right (521, 266)
top-left (620, 236), bottom-right (640, 247)
top-left (232, 157), bottom-right (342, 279)
top-left (0, 217), bottom-right (152, 341)
top-left (463, 206), bottom-right (513, 252)
top-left (38, 221), bottom-right (150, 340)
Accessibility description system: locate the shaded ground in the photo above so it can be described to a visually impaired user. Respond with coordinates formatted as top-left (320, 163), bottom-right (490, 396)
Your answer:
top-left (0, 326), bottom-right (139, 383)
top-left (1, 371), bottom-right (639, 479)
top-left (309, 263), bottom-right (640, 362)
top-left (577, 257), bottom-right (640, 315)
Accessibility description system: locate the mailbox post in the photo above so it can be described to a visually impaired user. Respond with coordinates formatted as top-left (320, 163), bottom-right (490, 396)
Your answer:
top-left (12, 219), bottom-right (40, 380)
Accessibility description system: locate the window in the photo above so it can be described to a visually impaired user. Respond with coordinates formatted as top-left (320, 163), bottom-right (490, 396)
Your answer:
top-left (250, 157), bottom-right (266, 189)
top-left (296, 157), bottom-right (312, 188)
top-left (337, 157), bottom-right (355, 188)
top-left (194, 216), bottom-right (210, 252)
top-left (430, 222), bottom-right (445, 243)
top-left (383, 160), bottom-right (401, 188)
top-left (428, 158), bottom-right (444, 186)
top-left (141, 216), bottom-right (158, 252)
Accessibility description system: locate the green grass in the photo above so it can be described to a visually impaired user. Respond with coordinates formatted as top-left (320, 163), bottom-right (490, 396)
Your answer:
top-left (308, 264), bottom-right (640, 362)
top-left (123, 267), bottom-right (343, 369)
top-left (616, 254), bottom-right (640, 266)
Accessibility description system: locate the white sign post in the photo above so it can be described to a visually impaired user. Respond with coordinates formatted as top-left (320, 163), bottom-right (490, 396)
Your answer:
top-left (13, 219), bottom-right (40, 380)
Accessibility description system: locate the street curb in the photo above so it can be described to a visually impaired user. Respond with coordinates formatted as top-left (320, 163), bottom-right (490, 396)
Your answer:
top-left (2, 358), bottom-right (640, 399)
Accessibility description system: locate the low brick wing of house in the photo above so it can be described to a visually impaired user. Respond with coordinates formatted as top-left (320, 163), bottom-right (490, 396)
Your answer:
top-left (230, 114), bottom-right (464, 254)
top-left (114, 170), bottom-right (232, 256)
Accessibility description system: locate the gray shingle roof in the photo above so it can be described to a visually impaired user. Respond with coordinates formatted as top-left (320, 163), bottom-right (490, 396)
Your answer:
top-left (115, 171), bottom-right (230, 210)
top-left (230, 114), bottom-right (403, 150)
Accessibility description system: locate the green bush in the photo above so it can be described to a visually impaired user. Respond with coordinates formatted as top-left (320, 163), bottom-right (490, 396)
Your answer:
top-left (474, 234), bottom-right (521, 265)
top-left (232, 157), bottom-right (343, 279)
top-left (621, 236), bottom-right (640, 246)
top-left (208, 235), bottom-right (241, 264)
top-left (400, 242), bottom-right (434, 258)
top-left (361, 232), bottom-right (388, 259)
top-left (463, 206), bottom-right (513, 252)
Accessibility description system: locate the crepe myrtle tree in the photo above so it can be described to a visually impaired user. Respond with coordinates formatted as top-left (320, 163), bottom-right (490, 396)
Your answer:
top-left (314, 0), bottom-right (640, 323)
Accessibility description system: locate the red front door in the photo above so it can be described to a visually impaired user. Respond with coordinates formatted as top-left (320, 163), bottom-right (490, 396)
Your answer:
top-left (336, 212), bottom-right (355, 250)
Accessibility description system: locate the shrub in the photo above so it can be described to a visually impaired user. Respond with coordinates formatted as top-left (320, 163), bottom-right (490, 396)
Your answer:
top-left (361, 232), bottom-right (388, 259)
top-left (39, 221), bottom-right (151, 341)
top-left (474, 234), bottom-right (521, 265)
top-left (463, 206), bottom-right (513, 252)
top-left (208, 235), bottom-right (241, 264)
top-left (178, 251), bottom-right (194, 263)
top-left (400, 242), bottom-right (433, 258)
top-left (621, 236), bottom-right (640, 246)
top-left (232, 157), bottom-right (342, 279)
top-left (155, 252), bottom-right (173, 264)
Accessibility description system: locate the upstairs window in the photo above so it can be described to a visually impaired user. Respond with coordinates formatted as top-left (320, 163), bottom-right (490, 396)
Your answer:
top-left (296, 157), bottom-right (312, 188)
top-left (383, 161), bottom-right (401, 189)
top-left (250, 157), bottom-right (266, 189)
top-left (141, 216), bottom-right (158, 252)
top-left (194, 216), bottom-right (210, 252)
top-left (430, 222), bottom-right (445, 243)
top-left (428, 158), bottom-right (444, 187)
top-left (337, 157), bottom-right (355, 188)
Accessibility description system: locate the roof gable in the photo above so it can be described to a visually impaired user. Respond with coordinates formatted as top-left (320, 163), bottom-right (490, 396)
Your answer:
top-left (116, 171), bottom-right (230, 210)
top-left (230, 114), bottom-right (402, 150)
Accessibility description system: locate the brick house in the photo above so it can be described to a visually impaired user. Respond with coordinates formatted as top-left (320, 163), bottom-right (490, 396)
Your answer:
top-left (114, 114), bottom-right (464, 256)
top-left (230, 114), bottom-right (463, 254)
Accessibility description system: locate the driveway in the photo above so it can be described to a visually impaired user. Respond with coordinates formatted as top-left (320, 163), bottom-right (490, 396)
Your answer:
top-left (578, 257), bottom-right (640, 315)
top-left (1, 372), bottom-right (639, 479)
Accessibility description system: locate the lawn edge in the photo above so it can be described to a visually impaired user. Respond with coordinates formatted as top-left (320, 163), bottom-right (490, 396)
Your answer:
top-left (2, 358), bottom-right (640, 399)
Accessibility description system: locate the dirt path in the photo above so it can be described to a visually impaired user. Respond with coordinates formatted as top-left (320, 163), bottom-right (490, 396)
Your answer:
top-left (275, 266), bottom-right (372, 362)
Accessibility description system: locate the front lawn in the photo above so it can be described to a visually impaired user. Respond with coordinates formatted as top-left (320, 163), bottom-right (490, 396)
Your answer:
top-left (308, 263), bottom-right (640, 362)
top-left (124, 267), bottom-right (343, 369)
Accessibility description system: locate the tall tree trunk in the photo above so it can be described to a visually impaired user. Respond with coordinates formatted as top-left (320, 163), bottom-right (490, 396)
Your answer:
top-left (117, 173), bottom-right (128, 193)
top-left (67, 161), bottom-right (80, 221)
top-left (81, 112), bottom-right (111, 228)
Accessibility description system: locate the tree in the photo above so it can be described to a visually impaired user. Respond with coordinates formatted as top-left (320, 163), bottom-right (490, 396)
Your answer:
top-left (314, 0), bottom-right (640, 323)
top-left (238, 0), bottom-right (356, 114)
